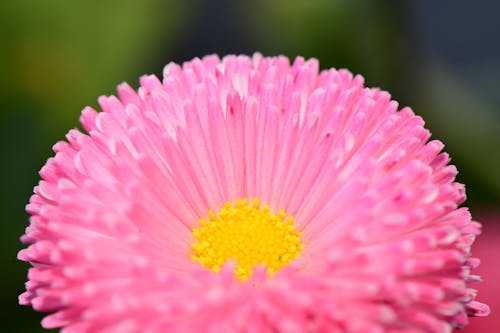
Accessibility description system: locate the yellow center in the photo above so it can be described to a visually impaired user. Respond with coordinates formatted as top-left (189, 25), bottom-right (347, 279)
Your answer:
top-left (190, 198), bottom-right (305, 281)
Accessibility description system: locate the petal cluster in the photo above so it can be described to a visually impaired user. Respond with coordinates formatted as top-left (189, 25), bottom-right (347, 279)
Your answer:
top-left (19, 54), bottom-right (488, 332)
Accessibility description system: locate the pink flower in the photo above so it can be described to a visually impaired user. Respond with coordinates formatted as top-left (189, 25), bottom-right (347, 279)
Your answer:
top-left (19, 54), bottom-right (489, 332)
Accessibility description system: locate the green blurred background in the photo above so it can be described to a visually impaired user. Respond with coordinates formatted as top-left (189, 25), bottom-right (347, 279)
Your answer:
top-left (1, 1), bottom-right (499, 331)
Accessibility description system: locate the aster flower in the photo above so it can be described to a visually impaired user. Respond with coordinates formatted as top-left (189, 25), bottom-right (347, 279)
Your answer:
top-left (19, 54), bottom-right (489, 332)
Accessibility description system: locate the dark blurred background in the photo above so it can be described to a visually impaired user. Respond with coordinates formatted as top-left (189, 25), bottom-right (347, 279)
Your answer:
top-left (1, 1), bottom-right (499, 331)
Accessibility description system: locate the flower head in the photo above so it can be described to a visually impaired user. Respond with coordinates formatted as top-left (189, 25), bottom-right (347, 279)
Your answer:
top-left (19, 54), bottom-right (489, 332)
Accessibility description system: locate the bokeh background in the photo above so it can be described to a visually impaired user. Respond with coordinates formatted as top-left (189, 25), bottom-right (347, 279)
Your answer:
top-left (1, 1), bottom-right (499, 331)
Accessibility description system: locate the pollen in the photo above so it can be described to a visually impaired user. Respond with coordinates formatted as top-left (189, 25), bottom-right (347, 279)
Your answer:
top-left (190, 198), bottom-right (305, 281)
